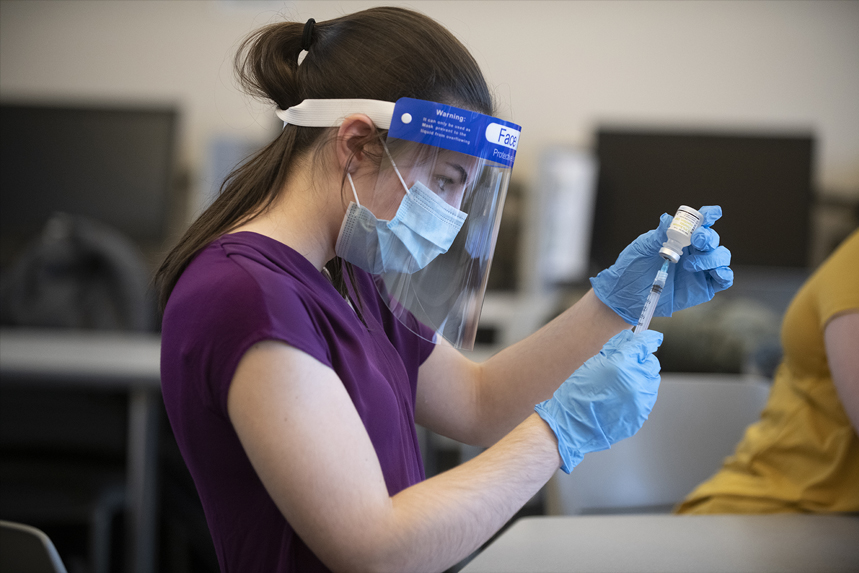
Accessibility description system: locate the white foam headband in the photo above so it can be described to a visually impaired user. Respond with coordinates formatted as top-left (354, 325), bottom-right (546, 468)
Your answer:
top-left (276, 99), bottom-right (396, 129)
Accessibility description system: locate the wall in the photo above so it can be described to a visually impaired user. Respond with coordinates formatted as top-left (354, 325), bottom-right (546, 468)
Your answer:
top-left (2, 0), bottom-right (857, 216)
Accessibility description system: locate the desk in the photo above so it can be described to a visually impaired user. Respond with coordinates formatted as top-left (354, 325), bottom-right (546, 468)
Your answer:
top-left (0, 328), bottom-right (161, 573)
top-left (462, 514), bottom-right (859, 572)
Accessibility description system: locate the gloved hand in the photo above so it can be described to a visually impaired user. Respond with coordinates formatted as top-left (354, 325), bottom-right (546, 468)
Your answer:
top-left (590, 205), bottom-right (734, 325)
top-left (535, 329), bottom-right (662, 473)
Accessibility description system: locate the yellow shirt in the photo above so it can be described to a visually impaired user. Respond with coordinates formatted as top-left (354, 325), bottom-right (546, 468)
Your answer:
top-left (676, 230), bottom-right (859, 514)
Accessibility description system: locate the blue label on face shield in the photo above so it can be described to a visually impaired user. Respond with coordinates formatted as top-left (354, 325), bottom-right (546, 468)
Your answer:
top-left (388, 98), bottom-right (521, 167)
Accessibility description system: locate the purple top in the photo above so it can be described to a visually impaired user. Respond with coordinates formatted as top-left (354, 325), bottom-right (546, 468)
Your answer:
top-left (160, 232), bottom-right (436, 572)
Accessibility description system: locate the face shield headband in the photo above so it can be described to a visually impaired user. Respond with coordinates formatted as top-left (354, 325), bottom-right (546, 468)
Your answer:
top-left (277, 98), bottom-right (521, 350)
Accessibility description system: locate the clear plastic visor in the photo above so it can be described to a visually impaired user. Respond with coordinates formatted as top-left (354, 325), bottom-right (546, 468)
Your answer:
top-left (362, 137), bottom-right (513, 350)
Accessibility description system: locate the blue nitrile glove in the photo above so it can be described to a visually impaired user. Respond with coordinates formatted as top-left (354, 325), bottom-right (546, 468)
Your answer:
top-left (535, 329), bottom-right (662, 473)
top-left (590, 205), bottom-right (734, 324)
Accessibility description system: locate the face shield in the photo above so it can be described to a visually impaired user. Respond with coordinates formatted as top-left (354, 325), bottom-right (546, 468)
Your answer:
top-left (277, 98), bottom-right (521, 350)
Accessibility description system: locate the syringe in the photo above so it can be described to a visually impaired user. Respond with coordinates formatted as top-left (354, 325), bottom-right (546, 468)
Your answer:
top-left (633, 260), bottom-right (670, 335)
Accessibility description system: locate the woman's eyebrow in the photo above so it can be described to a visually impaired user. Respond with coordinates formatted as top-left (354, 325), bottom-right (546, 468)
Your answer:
top-left (446, 162), bottom-right (468, 185)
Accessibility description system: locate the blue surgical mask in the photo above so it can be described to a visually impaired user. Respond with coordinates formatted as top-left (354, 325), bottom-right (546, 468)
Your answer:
top-left (335, 174), bottom-right (467, 275)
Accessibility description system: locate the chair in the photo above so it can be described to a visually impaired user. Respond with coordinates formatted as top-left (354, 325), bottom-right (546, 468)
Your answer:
top-left (0, 520), bottom-right (68, 573)
top-left (545, 373), bottom-right (771, 515)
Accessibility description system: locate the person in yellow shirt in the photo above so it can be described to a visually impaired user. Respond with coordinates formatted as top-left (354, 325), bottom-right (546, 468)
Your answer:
top-left (677, 229), bottom-right (859, 514)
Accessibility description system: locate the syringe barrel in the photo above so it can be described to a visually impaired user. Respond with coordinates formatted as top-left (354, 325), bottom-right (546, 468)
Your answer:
top-left (633, 283), bottom-right (662, 334)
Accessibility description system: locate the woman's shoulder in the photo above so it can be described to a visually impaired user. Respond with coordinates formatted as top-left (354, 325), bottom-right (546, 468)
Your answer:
top-left (166, 234), bottom-right (335, 332)
top-left (161, 233), bottom-right (350, 387)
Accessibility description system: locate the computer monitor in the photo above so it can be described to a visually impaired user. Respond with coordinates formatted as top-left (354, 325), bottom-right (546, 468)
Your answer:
top-left (0, 102), bottom-right (178, 267)
top-left (590, 129), bottom-right (815, 272)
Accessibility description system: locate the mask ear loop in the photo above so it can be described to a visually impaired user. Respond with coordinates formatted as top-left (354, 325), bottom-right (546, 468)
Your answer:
top-left (346, 173), bottom-right (361, 207)
top-left (381, 140), bottom-right (411, 195)
top-left (346, 140), bottom-right (409, 209)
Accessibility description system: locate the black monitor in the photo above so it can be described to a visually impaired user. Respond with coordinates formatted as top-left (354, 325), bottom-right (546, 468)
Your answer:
top-left (0, 102), bottom-right (178, 267)
top-left (590, 129), bottom-right (815, 272)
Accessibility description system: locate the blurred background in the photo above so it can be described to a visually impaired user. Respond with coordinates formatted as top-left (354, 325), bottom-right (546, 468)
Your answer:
top-left (1, 1), bottom-right (857, 572)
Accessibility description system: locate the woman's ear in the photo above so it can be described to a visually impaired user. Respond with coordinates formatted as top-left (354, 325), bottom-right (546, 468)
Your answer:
top-left (336, 114), bottom-right (378, 174)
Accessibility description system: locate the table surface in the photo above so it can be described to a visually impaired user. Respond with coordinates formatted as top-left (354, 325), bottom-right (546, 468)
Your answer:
top-left (462, 514), bottom-right (859, 573)
top-left (0, 328), bottom-right (161, 388)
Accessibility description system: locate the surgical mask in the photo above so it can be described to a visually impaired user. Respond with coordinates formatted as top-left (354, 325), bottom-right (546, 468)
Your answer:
top-left (335, 167), bottom-right (467, 275)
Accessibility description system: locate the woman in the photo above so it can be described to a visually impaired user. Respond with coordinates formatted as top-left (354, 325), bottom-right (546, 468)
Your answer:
top-left (676, 229), bottom-right (858, 514)
top-left (157, 7), bottom-right (732, 572)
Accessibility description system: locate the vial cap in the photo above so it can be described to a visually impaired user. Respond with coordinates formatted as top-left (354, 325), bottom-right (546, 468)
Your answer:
top-left (658, 246), bottom-right (680, 264)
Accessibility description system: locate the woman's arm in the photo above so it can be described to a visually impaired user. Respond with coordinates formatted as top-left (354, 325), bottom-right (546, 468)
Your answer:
top-left (416, 289), bottom-right (628, 447)
top-left (228, 340), bottom-right (560, 573)
top-left (416, 207), bottom-right (732, 448)
top-left (825, 311), bottom-right (859, 433)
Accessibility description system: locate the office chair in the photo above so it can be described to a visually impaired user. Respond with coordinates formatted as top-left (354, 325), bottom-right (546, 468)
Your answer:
top-left (0, 520), bottom-right (69, 573)
top-left (545, 374), bottom-right (771, 515)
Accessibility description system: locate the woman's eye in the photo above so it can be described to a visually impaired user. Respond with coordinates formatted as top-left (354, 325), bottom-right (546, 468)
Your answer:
top-left (433, 175), bottom-right (453, 194)
top-left (431, 171), bottom-right (466, 208)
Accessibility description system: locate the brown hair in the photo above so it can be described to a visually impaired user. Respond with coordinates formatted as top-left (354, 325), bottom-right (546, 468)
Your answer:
top-left (155, 6), bottom-right (493, 314)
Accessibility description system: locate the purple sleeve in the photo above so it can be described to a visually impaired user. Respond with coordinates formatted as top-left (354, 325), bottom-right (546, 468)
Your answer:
top-left (162, 254), bottom-right (334, 419)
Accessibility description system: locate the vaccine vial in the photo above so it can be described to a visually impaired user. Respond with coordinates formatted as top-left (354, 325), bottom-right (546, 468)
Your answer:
top-left (658, 205), bottom-right (703, 263)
